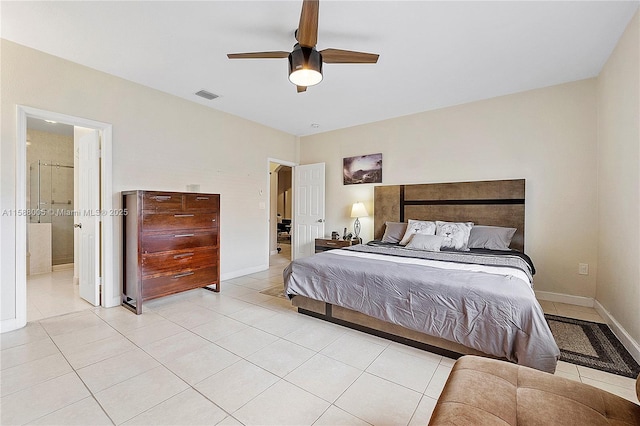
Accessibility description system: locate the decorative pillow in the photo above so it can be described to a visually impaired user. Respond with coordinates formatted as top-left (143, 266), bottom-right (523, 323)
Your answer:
top-left (468, 225), bottom-right (517, 251)
top-left (382, 222), bottom-right (408, 244)
top-left (399, 219), bottom-right (437, 245)
top-left (435, 221), bottom-right (474, 251)
top-left (406, 234), bottom-right (445, 252)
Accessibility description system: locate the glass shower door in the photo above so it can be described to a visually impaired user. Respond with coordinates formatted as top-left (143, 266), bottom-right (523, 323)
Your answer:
top-left (51, 164), bottom-right (74, 266)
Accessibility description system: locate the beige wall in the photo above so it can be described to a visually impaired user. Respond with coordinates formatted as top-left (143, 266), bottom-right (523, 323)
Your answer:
top-left (1, 40), bottom-right (296, 322)
top-left (300, 79), bottom-right (599, 298)
top-left (596, 11), bottom-right (640, 344)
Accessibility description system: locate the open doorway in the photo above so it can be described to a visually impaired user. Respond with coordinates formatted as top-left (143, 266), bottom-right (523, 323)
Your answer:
top-left (13, 106), bottom-right (115, 330)
top-left (25, 118), bottom-right (90, 320)
top-left (269, 160), bottom-right (294, 266)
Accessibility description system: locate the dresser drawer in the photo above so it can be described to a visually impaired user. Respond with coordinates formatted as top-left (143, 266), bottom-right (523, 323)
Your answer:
top-left (142, 192), bottom-right (183, 211)
top-left (142, 212), bottom-right (218, 231)
top-left (315, 238), bottom-right (352, 253)
top-left (184, 194), bottom-right (219, 211)
top-left (141, 230), bottom-right (217, 253)
top-left (141, 267), bottom-right (218, 300)
top-left (142, 248), bottom-right (218, 278)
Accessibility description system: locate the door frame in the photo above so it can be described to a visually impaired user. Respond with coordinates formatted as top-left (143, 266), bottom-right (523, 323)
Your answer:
top-left (267, 158), bottom-right (297, 262)
top-left (15, 105), bottom-right (114, 328)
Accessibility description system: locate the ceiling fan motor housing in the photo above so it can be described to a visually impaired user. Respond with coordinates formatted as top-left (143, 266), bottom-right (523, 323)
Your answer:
top-left (288, 43), bottom-right (323, 86)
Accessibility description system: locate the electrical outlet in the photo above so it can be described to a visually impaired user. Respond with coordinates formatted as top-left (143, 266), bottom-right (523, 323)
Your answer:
top-left (578, 263), bottom-right (589, 275)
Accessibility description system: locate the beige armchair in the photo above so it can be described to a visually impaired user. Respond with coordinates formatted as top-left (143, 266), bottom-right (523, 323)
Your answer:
top-left (429, 355), bottom-right (640, 425)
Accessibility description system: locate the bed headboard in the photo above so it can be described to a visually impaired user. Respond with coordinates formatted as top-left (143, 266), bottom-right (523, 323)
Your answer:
top-left (374, 179), bottom-right (526, 252)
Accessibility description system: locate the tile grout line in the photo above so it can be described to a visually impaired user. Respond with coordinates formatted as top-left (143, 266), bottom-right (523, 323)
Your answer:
top-left (29, 311), bottom-right (117, 425)
top-left (94, 311), bottom-right (234, 424)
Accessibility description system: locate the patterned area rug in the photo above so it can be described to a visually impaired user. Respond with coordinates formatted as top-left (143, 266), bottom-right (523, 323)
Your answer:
top-left (545, 314), bottom-right (640, 378)
top-left (260, 285), bottom-right (286, 299)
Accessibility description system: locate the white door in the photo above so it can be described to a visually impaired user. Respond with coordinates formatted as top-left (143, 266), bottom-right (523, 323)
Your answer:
top-left (293, 163), bottom-right (325, 259)
top-left (75, 128), bottom-right (101, 305)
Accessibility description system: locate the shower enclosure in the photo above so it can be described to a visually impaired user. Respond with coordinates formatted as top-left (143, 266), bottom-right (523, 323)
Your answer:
top-left (29, 160), bottom-right (75, 266)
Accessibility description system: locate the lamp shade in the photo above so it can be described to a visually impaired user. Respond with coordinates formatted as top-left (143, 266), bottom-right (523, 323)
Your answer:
top-left (288, 44), bottom-right (323, 87)
top-left (350, 202), bottom-right (368, 218)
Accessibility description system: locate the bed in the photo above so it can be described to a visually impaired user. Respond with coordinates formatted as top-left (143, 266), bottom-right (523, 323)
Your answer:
top-left (283, 179), bottom-right (560, 373)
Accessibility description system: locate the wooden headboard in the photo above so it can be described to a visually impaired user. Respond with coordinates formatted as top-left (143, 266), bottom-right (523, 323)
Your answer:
top-left (374, 179), bottom-right (526, 252)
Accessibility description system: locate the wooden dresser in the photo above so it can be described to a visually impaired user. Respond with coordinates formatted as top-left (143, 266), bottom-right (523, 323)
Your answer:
top-left (122, 190), bottom-right (220, 314)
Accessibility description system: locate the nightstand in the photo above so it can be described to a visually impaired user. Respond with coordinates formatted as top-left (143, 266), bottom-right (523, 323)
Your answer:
top-left (315, 238), bottom-right (352, 253)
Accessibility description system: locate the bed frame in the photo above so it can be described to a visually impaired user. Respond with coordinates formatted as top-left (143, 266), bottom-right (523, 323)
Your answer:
top-left (292, 178), bottom-right (526, 359)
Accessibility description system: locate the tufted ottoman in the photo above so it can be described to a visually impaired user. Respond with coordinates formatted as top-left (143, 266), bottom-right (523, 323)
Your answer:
top-left (429, 355), bottom-right (640, 425)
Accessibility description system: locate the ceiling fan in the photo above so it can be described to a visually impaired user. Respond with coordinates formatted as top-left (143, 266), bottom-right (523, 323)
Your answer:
top-left (227, 0), bottom-right (379, 93)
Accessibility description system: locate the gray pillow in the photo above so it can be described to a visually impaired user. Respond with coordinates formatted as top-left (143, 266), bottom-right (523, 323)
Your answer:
top-left (382, 222), bottom-right (407, 243)
top-left (406, 234), bottom-right (444, 252)
top-left (468, 225), bottom-right (517, 250)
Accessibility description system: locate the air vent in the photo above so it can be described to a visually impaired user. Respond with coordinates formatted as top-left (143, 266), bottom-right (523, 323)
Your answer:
top-left (195, 89), bottom-right (219, 100)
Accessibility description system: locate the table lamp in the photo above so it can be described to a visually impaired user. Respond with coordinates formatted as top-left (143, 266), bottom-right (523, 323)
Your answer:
top-left (350, 202), bottom-right (368, 241)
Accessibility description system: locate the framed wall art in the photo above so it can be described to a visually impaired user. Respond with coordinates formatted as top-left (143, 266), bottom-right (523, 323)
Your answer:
top-left (343, 153), bottom-right (382, 185)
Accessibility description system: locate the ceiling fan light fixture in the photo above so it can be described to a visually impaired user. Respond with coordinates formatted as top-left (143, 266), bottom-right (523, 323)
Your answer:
top-left (288, 44), bottom-right (323, 87)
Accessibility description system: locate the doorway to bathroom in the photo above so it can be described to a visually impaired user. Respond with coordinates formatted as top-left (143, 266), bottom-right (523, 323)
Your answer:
top-left (14, 106), bottom-right (115, 329)
top-left (26, 118), bottom-right (90, 320)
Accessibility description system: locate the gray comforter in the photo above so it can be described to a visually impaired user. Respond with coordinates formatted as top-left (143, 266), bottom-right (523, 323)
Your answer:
top-left (284, 244), bottom-right (560, 373)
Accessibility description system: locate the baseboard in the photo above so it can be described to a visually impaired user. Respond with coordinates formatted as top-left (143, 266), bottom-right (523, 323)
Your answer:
top-left (221, 264), bottom-right (269, 281)
top-left (52, 263), bottom-right (74, 271)
top-left (535, 291), bottom-right (640, 364)
top-left (534, 291), bottom-right (594, 307)
top-left (1, 318), bottom-right (25, 333)
top-left (594, 300), bottom-right (640, 364)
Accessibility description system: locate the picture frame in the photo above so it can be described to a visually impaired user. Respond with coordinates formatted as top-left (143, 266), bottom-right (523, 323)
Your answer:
top-left (343, 153), bottom-right (382, 185)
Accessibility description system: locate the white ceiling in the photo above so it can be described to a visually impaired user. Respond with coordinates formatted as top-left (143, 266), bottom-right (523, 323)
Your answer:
top-left (2, 1), bottom-right (638, 136)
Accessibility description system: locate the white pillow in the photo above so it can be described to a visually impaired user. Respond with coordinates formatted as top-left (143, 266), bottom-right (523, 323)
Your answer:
top-left (435, 221), bottom-right (474, 251)
top-left (399, 219), bottom-right (436, 245)
top-left (406, 234), bottom-right (445, 252)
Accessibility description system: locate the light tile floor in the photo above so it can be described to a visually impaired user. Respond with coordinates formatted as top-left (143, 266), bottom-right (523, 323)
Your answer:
top-left (27, 268), bottom-right (93, 322)
top-left (2, 252), bottom-right (638, 425)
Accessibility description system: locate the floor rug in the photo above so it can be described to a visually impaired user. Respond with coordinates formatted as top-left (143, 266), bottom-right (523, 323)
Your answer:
top-left (545, 314), bottom-right (640, 378)
top-left (260, 285), bottom-right (286, 299)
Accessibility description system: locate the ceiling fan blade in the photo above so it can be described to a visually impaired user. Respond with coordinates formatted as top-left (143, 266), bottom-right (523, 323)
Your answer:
top-left (297, 85), bottom-right (307, 93)
top-left (296, 0), bottom-right (319, 48)
top-left (320, 48), bottom-right (379, 64)
top-left (227, 51), bottom-right (289, 59)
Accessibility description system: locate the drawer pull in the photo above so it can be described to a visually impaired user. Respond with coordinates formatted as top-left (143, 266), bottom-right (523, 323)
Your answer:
top-left (154, 196), bottom-right (172, 200)
top-left (173, 272), bottom-right (194, 279)
top-left (174, 233), bottom-right (195, 238)
top-left (326, 242), bottom-right (337, 245)
top-left (174, 214), bottom-right (194, 218)
top-left (173, 252), bottom-right (194, 259)
top-left (196, 197), bottom-right (209, 200)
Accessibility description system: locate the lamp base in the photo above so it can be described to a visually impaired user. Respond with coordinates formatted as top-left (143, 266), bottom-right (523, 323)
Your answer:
top-left (354, 217), bottom-right (361, 240)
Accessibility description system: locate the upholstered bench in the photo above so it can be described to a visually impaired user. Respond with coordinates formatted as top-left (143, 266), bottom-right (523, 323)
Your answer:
top-left (429, 355), bottom-right (640, 425)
